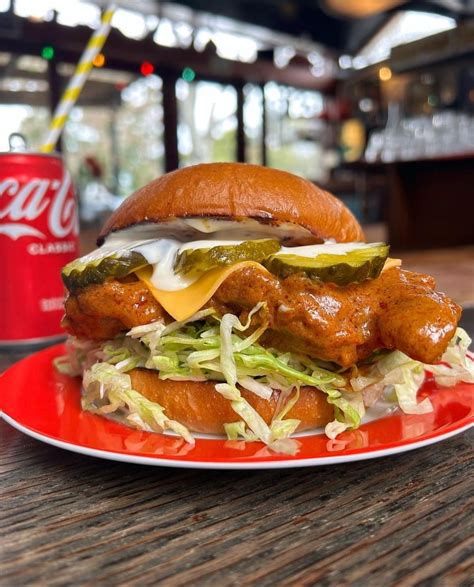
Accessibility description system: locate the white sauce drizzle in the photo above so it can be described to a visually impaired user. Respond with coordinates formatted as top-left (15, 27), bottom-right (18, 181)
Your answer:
top-left (94, 221), bottom-right (377, 293)
top-left (278, 242), bottom-right (374, 258)
top-left (106, 218), bottom-right (316, 242)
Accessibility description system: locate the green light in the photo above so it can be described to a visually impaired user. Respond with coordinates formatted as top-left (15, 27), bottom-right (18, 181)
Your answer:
top-left (427, 94), bottom-right (438, 107)
top-left (182, 67), bottom-right (195, 82)
top-left (41, 46), bottom-right (55, 60)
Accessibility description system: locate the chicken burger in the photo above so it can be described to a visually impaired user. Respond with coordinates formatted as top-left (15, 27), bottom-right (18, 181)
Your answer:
top-left (57, 163), bottom-right (472, 453)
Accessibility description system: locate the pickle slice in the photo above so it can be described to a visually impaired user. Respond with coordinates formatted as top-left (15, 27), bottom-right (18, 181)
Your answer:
top-left (263, 244), bottom-right (389, 286)
top-left (175, 239), bottom-right (281, 275)
top-left (62, 250), bottom-right (148, 292)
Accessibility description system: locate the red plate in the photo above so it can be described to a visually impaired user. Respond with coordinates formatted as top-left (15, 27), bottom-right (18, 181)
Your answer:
top-left (1, 344), bottom-right (473, 469)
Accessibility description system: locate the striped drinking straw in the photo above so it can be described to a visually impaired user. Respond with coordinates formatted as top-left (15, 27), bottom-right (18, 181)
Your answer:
top-left (41, 3), bottom-right (117, 153)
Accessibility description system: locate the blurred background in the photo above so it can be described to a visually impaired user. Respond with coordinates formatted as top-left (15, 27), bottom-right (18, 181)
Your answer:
top-left (0, 0), bottom-right (473, 303)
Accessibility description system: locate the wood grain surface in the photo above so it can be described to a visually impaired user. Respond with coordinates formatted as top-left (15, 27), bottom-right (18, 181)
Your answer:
top-left (1, 421), bottom-right (473, 586)
top-left (2, 317), bottom-right (474, 586)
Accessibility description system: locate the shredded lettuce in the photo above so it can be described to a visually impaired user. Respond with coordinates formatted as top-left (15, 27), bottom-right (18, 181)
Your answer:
top-left (351, 351), bottom-right (431, 415)
top-left (428, 328), bottom-right (474, 386)
top-left (224, 421), bottom-right (257, 442)
top-left (59, 301), bottom-right (473, 455)
top-left (82, 363), bottom-right (194, 444)
top-left (270, 387), bottom-right (301, 441)
top-left (325, 391), bottom-right (366, 439)
top-left (349, 328), bottom-right (473, 422)
top-left (54, 338), bottom-right (104, 376)
top-left (82, 362), bottom-right (194, 444)
top-left (237, 376), bottom-right (273, 400)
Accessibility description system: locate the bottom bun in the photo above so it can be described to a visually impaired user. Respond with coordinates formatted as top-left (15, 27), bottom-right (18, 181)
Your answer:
top-left (129, 368), bottom-right (334, 434)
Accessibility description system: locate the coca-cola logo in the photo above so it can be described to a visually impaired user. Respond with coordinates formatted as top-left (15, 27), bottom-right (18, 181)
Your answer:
top-left (0, 172), bottom-right (79, 240)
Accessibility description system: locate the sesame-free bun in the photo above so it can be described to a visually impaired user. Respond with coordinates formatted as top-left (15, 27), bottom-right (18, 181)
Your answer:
top-left (99, 163), bottom-right (364, 245)
top-left (129, 368), bottom-right (334, 434)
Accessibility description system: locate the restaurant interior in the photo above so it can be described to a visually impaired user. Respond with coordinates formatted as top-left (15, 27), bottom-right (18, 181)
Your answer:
top-left (2, 3), bottom-right (474, 584)
top-left (1, 0), bottom-right (473, 306)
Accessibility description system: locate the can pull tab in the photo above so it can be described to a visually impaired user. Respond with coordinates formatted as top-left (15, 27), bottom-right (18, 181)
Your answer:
top-left (9, 133), bottom-right (28, 152)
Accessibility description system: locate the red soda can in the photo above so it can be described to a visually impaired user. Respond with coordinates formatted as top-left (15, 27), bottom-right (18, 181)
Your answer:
top-left (0, 150), bottom-right (80, 348)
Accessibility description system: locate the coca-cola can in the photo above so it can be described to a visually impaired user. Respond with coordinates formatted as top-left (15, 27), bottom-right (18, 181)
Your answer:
top-left (0, 151), bottom-right (80, 348)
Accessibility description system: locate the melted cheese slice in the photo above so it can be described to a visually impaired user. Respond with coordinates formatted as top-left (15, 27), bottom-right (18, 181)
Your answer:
top-left (383, 258), bottom-right (402, 271)
top-left (136, 262), bottom-right (267, 321)
top-left (136, 257), bottom-right (402, 322)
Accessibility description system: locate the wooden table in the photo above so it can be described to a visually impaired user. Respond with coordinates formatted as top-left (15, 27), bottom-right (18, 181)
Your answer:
top-left (2, 311), bottom-right (473, 586)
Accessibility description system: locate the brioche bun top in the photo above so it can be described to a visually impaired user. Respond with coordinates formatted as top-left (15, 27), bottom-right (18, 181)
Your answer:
top-left (98, 163), bottom-right (364, 244)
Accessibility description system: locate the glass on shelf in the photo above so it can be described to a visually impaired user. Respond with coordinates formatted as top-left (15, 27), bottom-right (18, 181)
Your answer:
top-left (364, 110), bottom-right (474, 163)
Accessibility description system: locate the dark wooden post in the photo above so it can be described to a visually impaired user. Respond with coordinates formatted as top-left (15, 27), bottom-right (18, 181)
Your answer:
top-left (260, 83), bottom-right (267, 166)
top-left (162, 72), bottom-right (179, 172)
top-left (47, 57), bottom-right (62, 152)
top-left (236, 81), bottom-right (245, 163)
top-left (109, 100), bottom-right (120, 193)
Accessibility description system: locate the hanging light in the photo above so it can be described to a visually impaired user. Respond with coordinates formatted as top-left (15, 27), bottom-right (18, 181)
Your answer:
top-left (140, 61), bottom-right (154, 76)
top-left (338, 55), bottom-right (353, 70)
top-left (41, 45), bottom-right (55, 61)
top-left (153, 18), bottom-right (178, 47)
top-left (274, 46), bottom-right (296, 69)
top-left (181, 67), bottom-right (196, 82)
top-left (378, 66), bottom-right (392, 81)
top-left (93, 53), bottom-right (105, 68)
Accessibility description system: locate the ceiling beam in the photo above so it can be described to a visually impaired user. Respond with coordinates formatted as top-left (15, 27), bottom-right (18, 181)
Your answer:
top-left (1, 17), bottom-right (336, 93)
